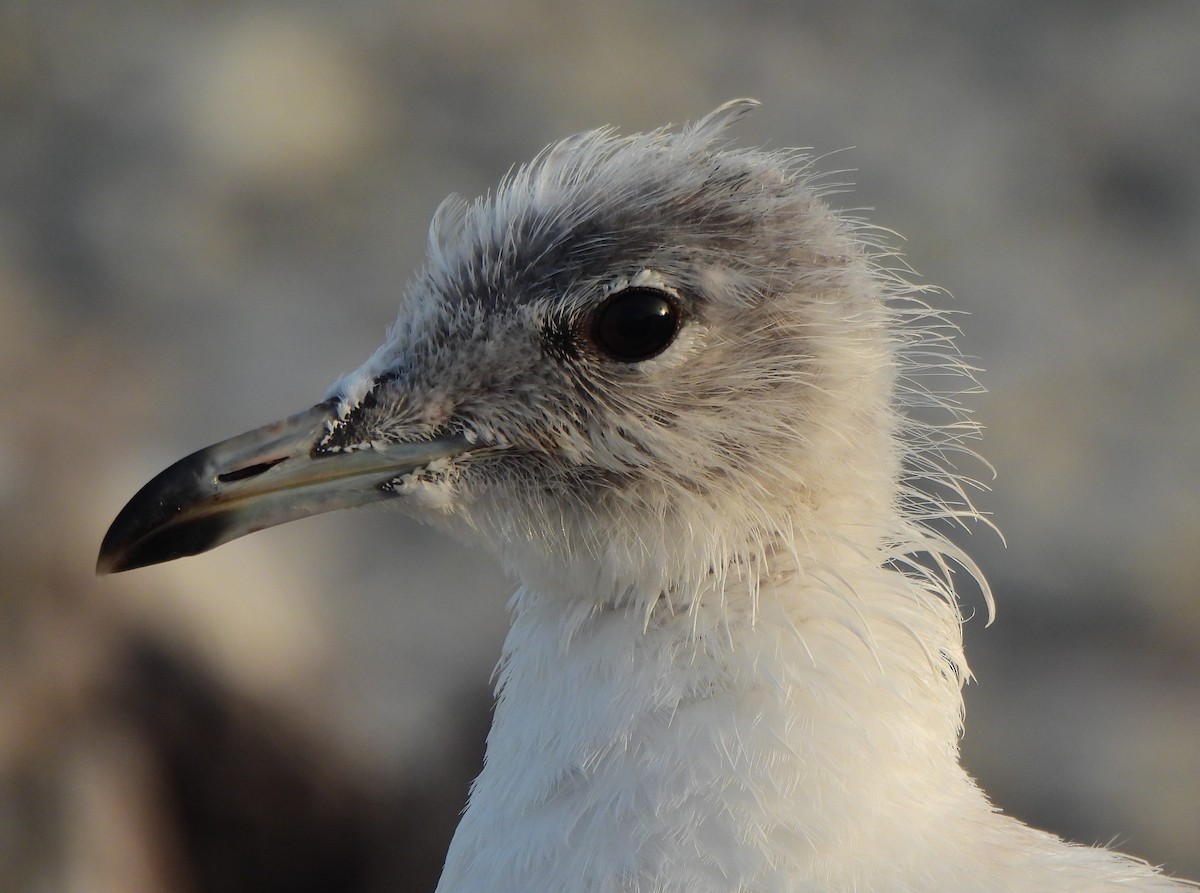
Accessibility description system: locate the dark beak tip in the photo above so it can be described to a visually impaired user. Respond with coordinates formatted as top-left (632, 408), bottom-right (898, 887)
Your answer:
top-left (96, 525), bottom-right (126, 576)
top-left (95, 510), bottom-right (146, 576)
top-left (95, 508), bottom-right (235, 577)
top-left (95, 535), bottom-right (143, 576)
top-left (95, 542), bottom-right (138, 576)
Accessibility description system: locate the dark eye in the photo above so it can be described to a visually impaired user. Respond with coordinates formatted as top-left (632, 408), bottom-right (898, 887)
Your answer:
top-left (591, 288), bottom-right (681, 362)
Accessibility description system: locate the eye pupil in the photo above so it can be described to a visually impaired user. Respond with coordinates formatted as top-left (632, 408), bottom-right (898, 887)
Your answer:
top-left (592, 288), bottom-right (681, 362)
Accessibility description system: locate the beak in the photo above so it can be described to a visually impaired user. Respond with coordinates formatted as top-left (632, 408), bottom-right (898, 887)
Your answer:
top-left (97, 401), bottom-right (475, 575)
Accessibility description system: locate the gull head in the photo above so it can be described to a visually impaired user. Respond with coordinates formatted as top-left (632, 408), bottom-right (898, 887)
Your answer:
top-left (99, 100), bottom-right (932, 609)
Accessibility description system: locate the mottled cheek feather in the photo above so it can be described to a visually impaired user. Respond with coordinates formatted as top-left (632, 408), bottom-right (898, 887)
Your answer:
top-left (540, 314), bottom-right (581, 363)
top-left (383, 457), bottom-right (458, 512)
top-left (326, 369), bottom-right (377, 421)
top-left (320, 371), bottom-right (401, 450)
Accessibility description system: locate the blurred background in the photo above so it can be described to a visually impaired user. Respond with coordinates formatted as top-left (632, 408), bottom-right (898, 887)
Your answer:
top-left (1, 1), bottom-right (1198, 890)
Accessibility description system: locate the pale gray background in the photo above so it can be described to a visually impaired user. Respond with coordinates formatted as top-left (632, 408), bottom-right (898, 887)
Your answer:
top-left (2, 2), bottom-right (1197, 889)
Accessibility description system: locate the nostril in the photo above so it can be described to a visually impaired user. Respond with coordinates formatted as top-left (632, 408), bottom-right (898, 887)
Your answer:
top-left (217, 457), bottom-right (287, 483)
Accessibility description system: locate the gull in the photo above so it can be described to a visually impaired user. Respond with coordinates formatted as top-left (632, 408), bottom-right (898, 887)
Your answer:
top-left (97, 101), bottom-right (1195, 892)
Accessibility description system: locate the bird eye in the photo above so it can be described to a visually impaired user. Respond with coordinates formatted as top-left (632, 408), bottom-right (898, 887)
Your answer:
top-left (591, 288), bottom-right (681, 362)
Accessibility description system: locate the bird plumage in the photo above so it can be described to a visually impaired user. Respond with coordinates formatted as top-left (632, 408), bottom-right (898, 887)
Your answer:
top-left (98, 101), bottom-right (1195, 892)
